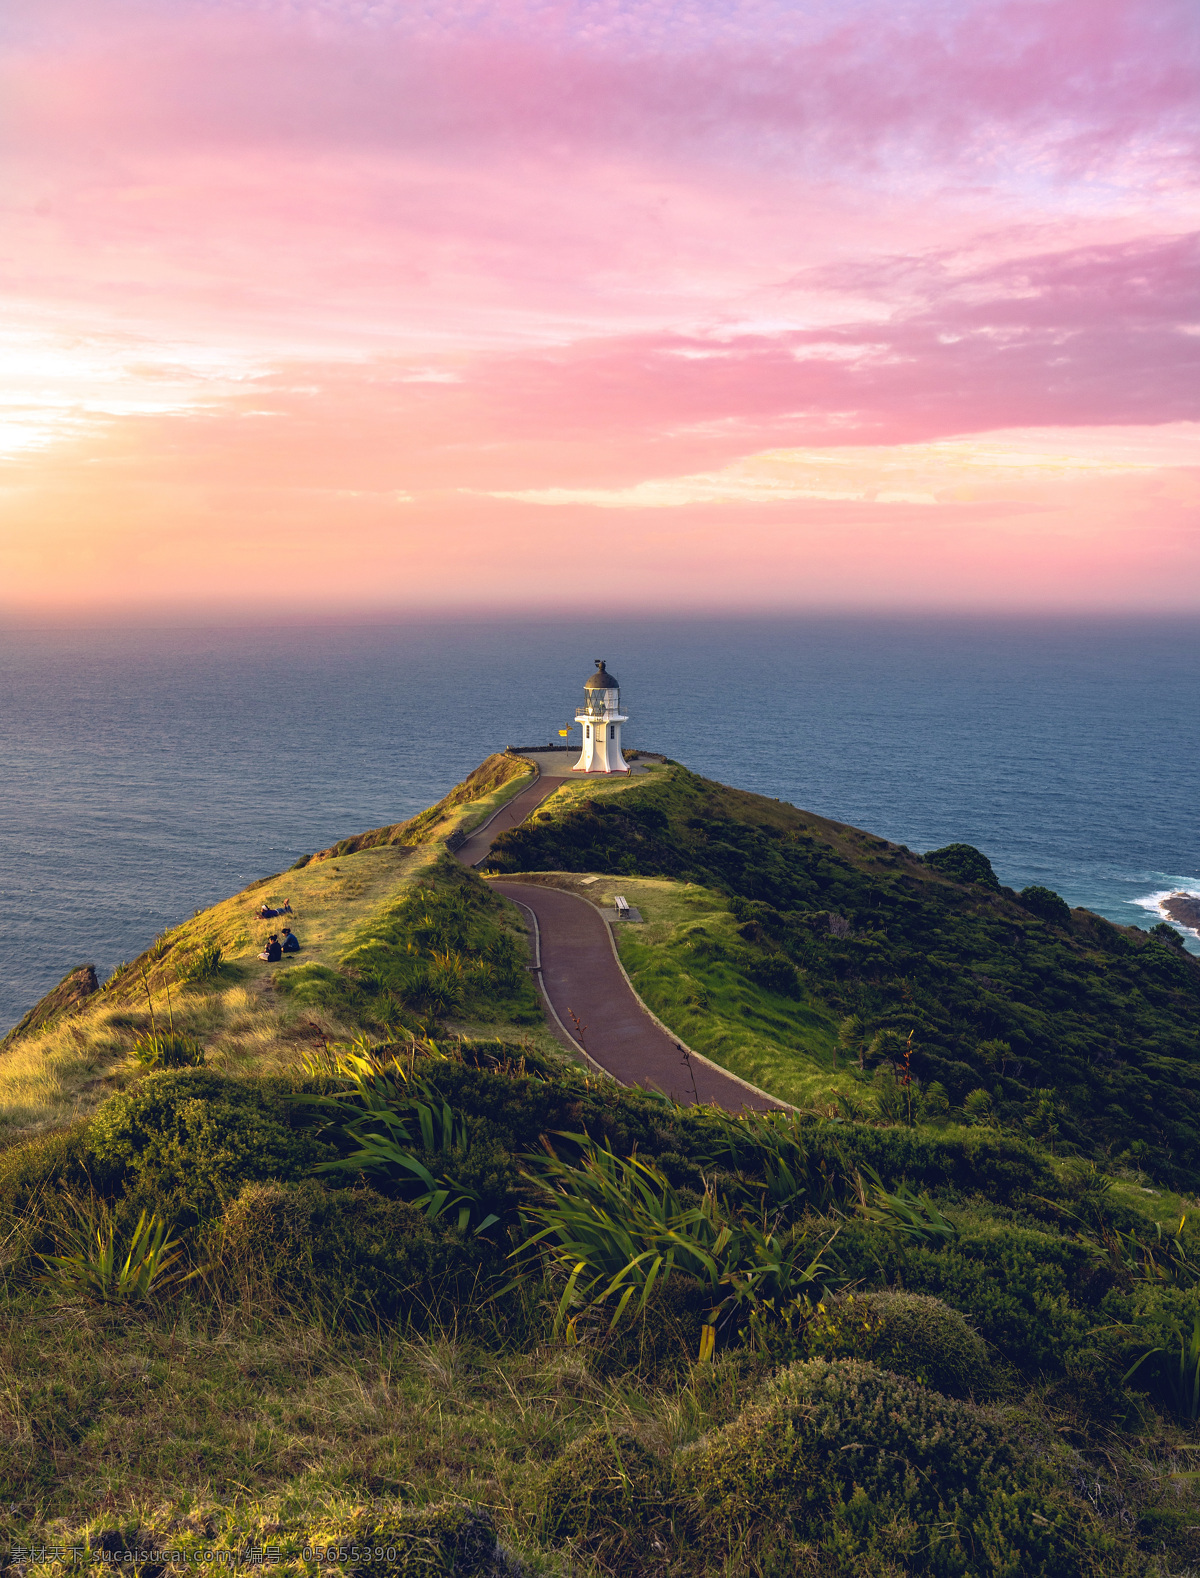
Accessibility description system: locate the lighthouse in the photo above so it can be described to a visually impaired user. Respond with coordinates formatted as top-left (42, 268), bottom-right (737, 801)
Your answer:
top-left (573, 659), bottom-right (629, 774)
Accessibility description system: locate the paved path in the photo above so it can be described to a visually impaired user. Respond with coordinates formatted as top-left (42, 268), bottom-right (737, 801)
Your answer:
top-left (452, 773), bottom-right (566, 869)
top-left (453, 766), bottom-right (780, 1111)
top-left (491, 881), bottom-right (778, 1109)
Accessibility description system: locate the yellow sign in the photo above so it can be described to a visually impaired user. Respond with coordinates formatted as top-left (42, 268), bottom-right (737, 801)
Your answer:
top-left (558, 729), bottom-right (569, 738)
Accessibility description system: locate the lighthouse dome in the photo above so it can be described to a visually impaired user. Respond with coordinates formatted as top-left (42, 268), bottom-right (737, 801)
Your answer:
top-left (584, 660), bottom-right (619, 690)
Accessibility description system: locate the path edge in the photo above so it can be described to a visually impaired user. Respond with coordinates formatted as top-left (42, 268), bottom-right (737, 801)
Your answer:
top-left (489, 878), bottom-right (792, 1112)
top-left (453, 757), bottom-right (542, 866)
top-left (499, 889), bottom-right (615, 1083)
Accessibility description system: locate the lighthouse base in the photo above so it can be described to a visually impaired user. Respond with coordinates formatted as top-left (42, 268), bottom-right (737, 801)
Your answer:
top-left (573, 711), bottom-right (629, 773)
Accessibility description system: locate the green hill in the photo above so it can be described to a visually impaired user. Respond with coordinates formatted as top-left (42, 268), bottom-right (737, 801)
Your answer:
top-left (2, 755), bottom-right (1199, 1577)
top-left (487, 762), bottom-right (1200, 1182)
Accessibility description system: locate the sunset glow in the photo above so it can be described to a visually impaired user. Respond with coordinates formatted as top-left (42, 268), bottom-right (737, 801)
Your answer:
top-left (2, 0), bottom-right (1198, 615)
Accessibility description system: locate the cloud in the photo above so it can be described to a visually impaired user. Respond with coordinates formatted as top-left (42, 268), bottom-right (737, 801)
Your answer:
top-left (1, 0), bottom-right (1197, 612)
top-left (7, 0), bottom-right (1197, 182)
top-left (484, 427), bottom-right (1200, 509)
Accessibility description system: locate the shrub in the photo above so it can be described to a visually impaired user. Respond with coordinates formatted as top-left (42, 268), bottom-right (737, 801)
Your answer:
top-left (921, 1080), bottom-right (950, 1120)
top-left (534, 1426), bottom-right (667, 1544)
top-left (744, 952), bottom-right (801, 998)
top-left (590, 1275), bottom-right (711, 1380)
top-left (808, 1291), bottom-right (991, 1397)
top-left (177, 942), bottom-right (223, 983)
top-left (37, 1199), bottom-right (193, 1305)
top-left (215, 1179), bottom-right (470, 1322)
top-left (276, 962), bottom-right (362, 1011)
top-left (873, 1068), bottom-right (908, 1124)
top-left (309, 1049), bottom-right (518, 1235)
top-left (1020, 886), bottom-right (1073, 929)
top-left (1151, 921), bottom-right (1186, 950)
top-left (337, 864), bottom-right (541, 1026)
top-left (308, 1504), bottom-right (522, 1578)
top-left (832, 1218), bottom-right (1096, 1376)
top-left (746, 1290), bottom-right (991, 1399)
top-left (0, 1121), bottom-right (119, 1223)
top-left (517, 1141), bottom-right (837, 1337)
top-left (922, 843), bottom-right (1001, 891)
top-left (88, 1072), bottom-right (334, 1225)
top-left (828, 1123), bottom-right (1055, 1205)
top-left (676, 1358), bottom-right (1112, 1575)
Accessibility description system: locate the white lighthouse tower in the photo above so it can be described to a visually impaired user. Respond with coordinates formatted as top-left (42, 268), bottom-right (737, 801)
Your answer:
top-left (573, 659), bottom-right (629, 774)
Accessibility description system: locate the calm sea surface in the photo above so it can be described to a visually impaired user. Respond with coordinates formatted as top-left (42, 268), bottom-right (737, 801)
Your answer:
top-left (2, 616), bottom-right (1198, 1031)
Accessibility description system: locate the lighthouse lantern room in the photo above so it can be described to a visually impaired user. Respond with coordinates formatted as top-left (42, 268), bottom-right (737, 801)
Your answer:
top-left (573, 659), bottom-right (629, 774)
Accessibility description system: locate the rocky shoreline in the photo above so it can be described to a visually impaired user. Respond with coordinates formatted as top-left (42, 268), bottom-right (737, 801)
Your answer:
top-left (1161, 892), bottom-right (1200, 933)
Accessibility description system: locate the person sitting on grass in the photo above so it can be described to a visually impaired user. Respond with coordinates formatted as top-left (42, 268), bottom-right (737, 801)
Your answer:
top-left (281, 927), bottom-right (300, 953)
top-left (258, 934), bottom-right (282, 963)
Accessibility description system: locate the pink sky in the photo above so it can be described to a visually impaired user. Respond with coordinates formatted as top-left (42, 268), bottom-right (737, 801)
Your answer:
top-left (1, 0), bottom-right (1198, 615)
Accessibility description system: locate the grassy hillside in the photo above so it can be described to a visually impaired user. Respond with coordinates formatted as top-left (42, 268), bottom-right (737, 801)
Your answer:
top-left (0, 757), bottom-right (552, 1143)
top-left (5, 755), bottom-right (1200, 1576)
top-left (487, 763), bottom-right (1200, 1183)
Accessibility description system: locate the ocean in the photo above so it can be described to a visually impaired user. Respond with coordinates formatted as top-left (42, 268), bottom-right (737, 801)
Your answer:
top-left (2, 616), bottom-right (1198, 1032)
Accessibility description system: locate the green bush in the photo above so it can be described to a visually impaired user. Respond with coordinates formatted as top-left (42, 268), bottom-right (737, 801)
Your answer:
top-left (743, 951), bottom-right (801, 998)
top-left (37, 1200), bottom-right (192, 1306)
top-left (132, 1030), bottom-right (205, 1070)
top-left (214, 1180), bottom-right (470, 1322)
top-left (337, 863), bottom-right (541, 1026)
top-left (275, 962), bottom-right (363, 1011)
top-left (746, 1290), bottom-right (992, 1399)
top-left (832, 1218), bottom-right (1096, 1376)
top-left (0, 1121), bottom-right (119, 1223)
top-left (177, 941), bottom-right (223, 983)
top-left (922, 1080), bottom-right (950, 1120)
top-left (873, 1068), bottom-right (908, 1124)
top-left (963, 1088), bottom-right (994, 1126)
top-left (676, 1358), bottom-right (1114, 1575)
top-left (922, 843), bottom-right (1001, 891)
top-left (807, 1291), bottom-right (991, 1397)
top-left (1151, 921), bottom-right (1186, 950)
top-left (308, 1503), bottom-right (522, 1578)
top-left (88, 1072), bottom-right (335, 1225)
top-left (1020, 886), bottom-right (1073, 928)
top-left (534, 1426), bottom-right (668, 1544)
top-left (590, 1275), bottom-right (711, 1380)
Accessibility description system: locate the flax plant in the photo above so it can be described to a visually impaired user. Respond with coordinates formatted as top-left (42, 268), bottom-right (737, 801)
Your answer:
top-left (515, 1139), bottom-right (839, 1347)
top-left (853, 1166), bottom-right (959, 1244)
top-left (37, 1199), bottom-right (197, 1305)
top-left (303, 1043), bottom-right (500, 1235)
top-left (699, 1107), bottom-right (847, 1216)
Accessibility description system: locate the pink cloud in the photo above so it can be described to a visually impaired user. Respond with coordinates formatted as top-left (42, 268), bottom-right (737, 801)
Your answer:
top-left (7, 0), bottom-right (1197, 173)
top-left (0, 0), bottom-right (1197, 613)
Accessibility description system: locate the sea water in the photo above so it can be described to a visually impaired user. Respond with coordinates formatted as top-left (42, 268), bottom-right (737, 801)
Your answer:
top-left (1, 616), bottom-right (1198, 1032)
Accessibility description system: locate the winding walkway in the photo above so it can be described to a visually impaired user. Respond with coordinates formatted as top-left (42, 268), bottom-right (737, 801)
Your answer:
top-left (454, 769), bottom-right (780, 1111)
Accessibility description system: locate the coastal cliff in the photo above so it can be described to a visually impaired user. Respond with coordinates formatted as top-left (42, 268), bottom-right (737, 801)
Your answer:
top-left (1163, 891), bottom-right (1200, 933)
top-left (2, 757), bottom-right (1200, 1574)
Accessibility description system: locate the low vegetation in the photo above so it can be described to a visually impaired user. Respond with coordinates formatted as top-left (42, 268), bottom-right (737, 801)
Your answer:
top-left (3, 755), bottom-right (1200, 1574)
top-left (488, 763), bottom-right (1200, 1182)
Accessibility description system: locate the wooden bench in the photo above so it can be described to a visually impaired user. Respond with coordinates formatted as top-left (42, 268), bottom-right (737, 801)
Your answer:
top-left (614, 895), bottom-right (630, 917)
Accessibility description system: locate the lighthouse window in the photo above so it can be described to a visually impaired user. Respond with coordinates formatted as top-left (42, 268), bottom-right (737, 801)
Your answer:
top-left (585, 725), bottom-right (590, 739)
top-left (609, 725), bottom-right (615, 738)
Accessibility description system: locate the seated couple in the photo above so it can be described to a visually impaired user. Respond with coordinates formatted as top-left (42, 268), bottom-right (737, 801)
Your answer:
top-left (258, 927), bottom-right (300, 963)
